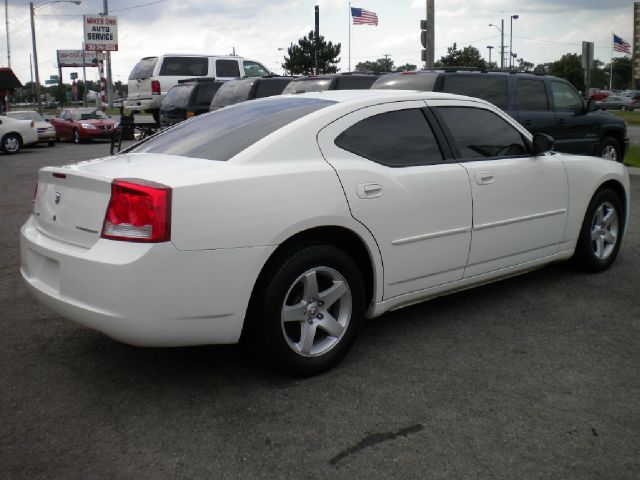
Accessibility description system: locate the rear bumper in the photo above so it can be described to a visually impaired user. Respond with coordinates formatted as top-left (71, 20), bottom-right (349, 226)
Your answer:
top-left (20, 216), bottom-right (275, 347)
top-left (124, 98), bottom-right (161, 114)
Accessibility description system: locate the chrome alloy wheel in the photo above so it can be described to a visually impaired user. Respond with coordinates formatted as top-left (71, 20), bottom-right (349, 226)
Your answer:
top-left (4, 135), bottom-right (20, 153)
top-left (590, 201), bottom-right (619, 260)
top-left (601, 145), bottom-right (618, 161)
top-left (280, 266), bottom-right (352, 357)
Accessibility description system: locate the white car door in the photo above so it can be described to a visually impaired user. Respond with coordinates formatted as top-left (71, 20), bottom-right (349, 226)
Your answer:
top-left (429, 99), bottom-right (569, 278)
top-left (317, 101), bottom-right (473, 299)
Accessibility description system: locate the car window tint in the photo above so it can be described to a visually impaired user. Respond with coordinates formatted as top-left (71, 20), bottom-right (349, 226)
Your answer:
top-left (282, 79), bottom-right (333, 94)
top-left (253, 78), bottom-right (292, 98)
top-left (243, 61), bottom-right (270, 77)
top-left (550, 81), bottom-right (584, 112)
top-left (335, 109), bottom-right (443, 167)
top-left (334, 75), bottom-right (378, 89)
top-left (130, 97), bottom-right (336, 161)
top-left (371, 72), bottom-right (439, 91)
top-left (517, 79), bottom-right (549, 111)
top-left (441, 75), bottom-right (509, 109)
top-left (163, 85), bottom-right (193, 108)
top-left (436, 106), bottom-right (529, 159)
top-left (159, 57), bottom-right (208, 76)
top-left (210, 78), bottom-right (256, 107)
top-left (128, 57), bottom-right (157, 79)
top-left (193, 83), bottom-right (220, 106)
top-left (216, 59), bottom-right (241, 77)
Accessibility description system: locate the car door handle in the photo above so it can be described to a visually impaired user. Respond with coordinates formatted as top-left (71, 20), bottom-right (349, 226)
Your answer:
top-left (475, 171), bottom-right (495, 185)
top-left (357, 183), bottom-right (383, 199)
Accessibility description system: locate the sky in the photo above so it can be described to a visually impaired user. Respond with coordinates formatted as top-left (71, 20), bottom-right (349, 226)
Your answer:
top-left (2, 0), bottom-right (636, 85)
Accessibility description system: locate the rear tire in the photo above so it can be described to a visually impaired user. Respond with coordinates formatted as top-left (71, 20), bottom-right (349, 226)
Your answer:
top-left (571, 188), bottom-right (624, 272)
top-left (599, 136), bottom-right (621, 162)
top-left (249, 245), bottom-right (365, 376)
top-left (1, 133), bottom-right (22, 154)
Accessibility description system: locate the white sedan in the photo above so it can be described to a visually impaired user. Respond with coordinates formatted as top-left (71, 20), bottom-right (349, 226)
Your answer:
top-left (0, 114), bottom-right (38, 154)
top-left (20, 90), bottom-right (630, 375)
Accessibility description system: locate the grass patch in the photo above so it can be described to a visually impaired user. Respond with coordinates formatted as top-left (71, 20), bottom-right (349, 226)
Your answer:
top-left (624, 145), bottom-right (640, 167)
top-left (611, 110), bottom-right (640, 125)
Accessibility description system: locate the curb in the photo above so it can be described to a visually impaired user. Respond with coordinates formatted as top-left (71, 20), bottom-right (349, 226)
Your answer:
top-left (627, 166), bottom-right (640, 176)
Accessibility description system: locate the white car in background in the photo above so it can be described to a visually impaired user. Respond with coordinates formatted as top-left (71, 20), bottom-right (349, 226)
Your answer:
top-left (21, 91), bottom-right (630, 375)
top-left (0, 115), bottom-right (38, 154)
top-left (6, 110), bottom-right (56, 146)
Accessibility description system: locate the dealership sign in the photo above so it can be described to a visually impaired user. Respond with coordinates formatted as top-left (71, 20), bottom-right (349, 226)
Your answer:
top-left (57, 50), bottom-right (104, 67)
top-left (83, 15), bottom-right (118, 51)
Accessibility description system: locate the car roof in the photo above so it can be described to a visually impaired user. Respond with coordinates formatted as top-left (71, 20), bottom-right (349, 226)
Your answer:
top-left (279, 88), bottom-right (480, 105)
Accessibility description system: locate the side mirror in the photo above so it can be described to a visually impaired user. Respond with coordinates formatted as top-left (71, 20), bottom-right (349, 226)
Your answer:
top-left (532, 133), bottom-right (555, 155)
top-left (586, 99), bottom-right (598, 112)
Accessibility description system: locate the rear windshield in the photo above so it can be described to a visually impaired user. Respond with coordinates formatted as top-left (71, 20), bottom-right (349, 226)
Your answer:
top-left (130, 97), bottom-right (335, 161)
top-left (210, 79), bottom-right (256, 108)
top-left (372, 73), bottom-right (439, 91)
top-left (441, 74), bottom-right (509, 109)
top-left (282, 79), bottom-right (333, 94)
top-left (159, 57), bottom-right (208, 76)
top-left (128, 57), bottom-right (158, 79)
top-left (162, 85), bottom-right (194, 108)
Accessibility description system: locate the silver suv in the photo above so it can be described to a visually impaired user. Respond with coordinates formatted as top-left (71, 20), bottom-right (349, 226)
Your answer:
top-left (124, 54), bottom-right (271, 122)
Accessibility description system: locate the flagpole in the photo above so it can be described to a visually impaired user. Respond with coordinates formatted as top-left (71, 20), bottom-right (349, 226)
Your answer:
top-left (610, 32), bottom-right (613, 90)
top-left (348, 2), bottom-right (351, 71)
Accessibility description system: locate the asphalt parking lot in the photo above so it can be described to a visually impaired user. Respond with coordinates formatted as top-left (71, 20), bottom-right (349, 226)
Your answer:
top-left (1, 142), bottom-right (639, 479)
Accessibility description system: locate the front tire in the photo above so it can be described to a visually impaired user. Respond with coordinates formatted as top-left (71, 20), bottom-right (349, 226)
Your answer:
top-left (73, 129), bottom-right (82, 144)
top-left (571, 188), bottom-right (624, 272)
top-left (251, 245), bottom-right (365, 376)
top-left (620, 105), bottom-right (627, 111)
top-left (599, 136), bottom-right (621, 162)
top-left (1, 133), bottom-right (22, 154)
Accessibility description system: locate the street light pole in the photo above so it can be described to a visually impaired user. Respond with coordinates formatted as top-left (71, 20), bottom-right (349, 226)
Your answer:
top-left (488, 22), bottom-right (505, 68)
top-left (30, 0), bottom-right (82, 114)
top-left (509, 14), bottom-right (519, 68)
top-left (487, 45), bottom-right (494, 66)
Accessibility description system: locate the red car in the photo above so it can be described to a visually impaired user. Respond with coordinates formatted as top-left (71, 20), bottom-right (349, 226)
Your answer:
top-left (50, 108), bottom-right (119, 144)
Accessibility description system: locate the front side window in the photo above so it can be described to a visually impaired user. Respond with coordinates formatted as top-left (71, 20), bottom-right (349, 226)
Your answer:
top-left (130, 97), bottom-right (335, 161)
top-left (517, 79), bottom-right (549, 111)
top-left (215, 59), bottom-right (241, 78)
top-left (335, 109), bottom-right (443, 167)
top-left (243, 61), bottom-right (270, 77)
top-left (551, 81), bottom-right (584, 112)
top-left (159, 57), bottom-right (208, 76)
top-left (436, 106), bottom-right (529, 159)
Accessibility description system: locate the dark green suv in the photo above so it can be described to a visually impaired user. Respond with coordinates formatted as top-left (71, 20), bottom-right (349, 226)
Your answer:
top-left (372, 70), bottom-right (629, 162)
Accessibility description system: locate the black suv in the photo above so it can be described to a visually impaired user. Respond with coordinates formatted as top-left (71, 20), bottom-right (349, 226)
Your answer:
top-left (159, 78), bottom-right (225, 126)
top-left (281, 72), bottom-right (379, 94)
top-left (372, 70), bottom-right (629, 162)
top-left (210, 76), bottom-right (295, 110)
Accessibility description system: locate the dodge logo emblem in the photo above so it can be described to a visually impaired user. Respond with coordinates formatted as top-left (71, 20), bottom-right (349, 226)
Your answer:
top-left (54, 191), bottom-right (62, 205)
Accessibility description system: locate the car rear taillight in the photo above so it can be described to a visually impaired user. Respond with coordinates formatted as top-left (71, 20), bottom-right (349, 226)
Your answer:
top-left (151, 80), bottom-right (161, 95)
top-left (101, 179), bottom-right (171, 243)
top-left (186, 111), bottom-right (195, 118)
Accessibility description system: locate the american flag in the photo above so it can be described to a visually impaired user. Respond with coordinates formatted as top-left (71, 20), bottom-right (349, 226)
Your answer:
top-left (351, 7), bottom-right (378, 26)
top-left (613, 34), bottom-right (631, 54)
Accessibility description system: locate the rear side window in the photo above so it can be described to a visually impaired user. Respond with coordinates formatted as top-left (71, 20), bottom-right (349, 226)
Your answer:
top-left (210, 79), bottom-right (256, 108)
top-left (159, 57), bottom-right (208, 76)
top-left (253, 79), bottom-right (292, 98)
top-left (334, 75), bottom-right (378, 89)
top-left (131, 97), bottom-right (336, 161)
top-left (216, 59), bottom-right (241, 77)
top-left (335, 109), bottom-right (443, 167)
top-left (282, 79), bottom-right (333, 94)
top-left (128, 57), bottom-right (157, 79)
top-left (163, 85), bottom-right (194, 108)
top-left (436, 106), bottom-right (529, 159)
top-left (371, 73), bottom-right (439, 91)
top-left (243, 61), bottom-right (270, 77)
top-left (441, 75), bottom-right (509, 109)
top-left (517, 79), bottom-right (549, 111)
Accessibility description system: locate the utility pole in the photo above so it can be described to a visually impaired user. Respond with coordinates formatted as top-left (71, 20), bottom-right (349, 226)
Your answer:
top-left (500, 17), bottom-right (505, 69)
top-left (314, 5), bottom-right (319, 74)
top-left (487, 45), bottom-right (493, 65)
top-left (29, 2), bottom-right (42, 114)
top-left (103, 0), bottom-right (113, 108)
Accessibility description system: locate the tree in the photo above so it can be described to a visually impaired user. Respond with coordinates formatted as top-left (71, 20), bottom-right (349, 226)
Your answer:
top-left (435, 43), bottom-right (487, 69)
top-left (608, 56), bottom-right (632, 90)
top-left (547, 53), bottom-right (584, 92)
top-left (355, 57), bottom-right (394, 74)
top-left (283, 31), bottom-right (341, 75)
top-left (516, 58), bottom-right (534, 72)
